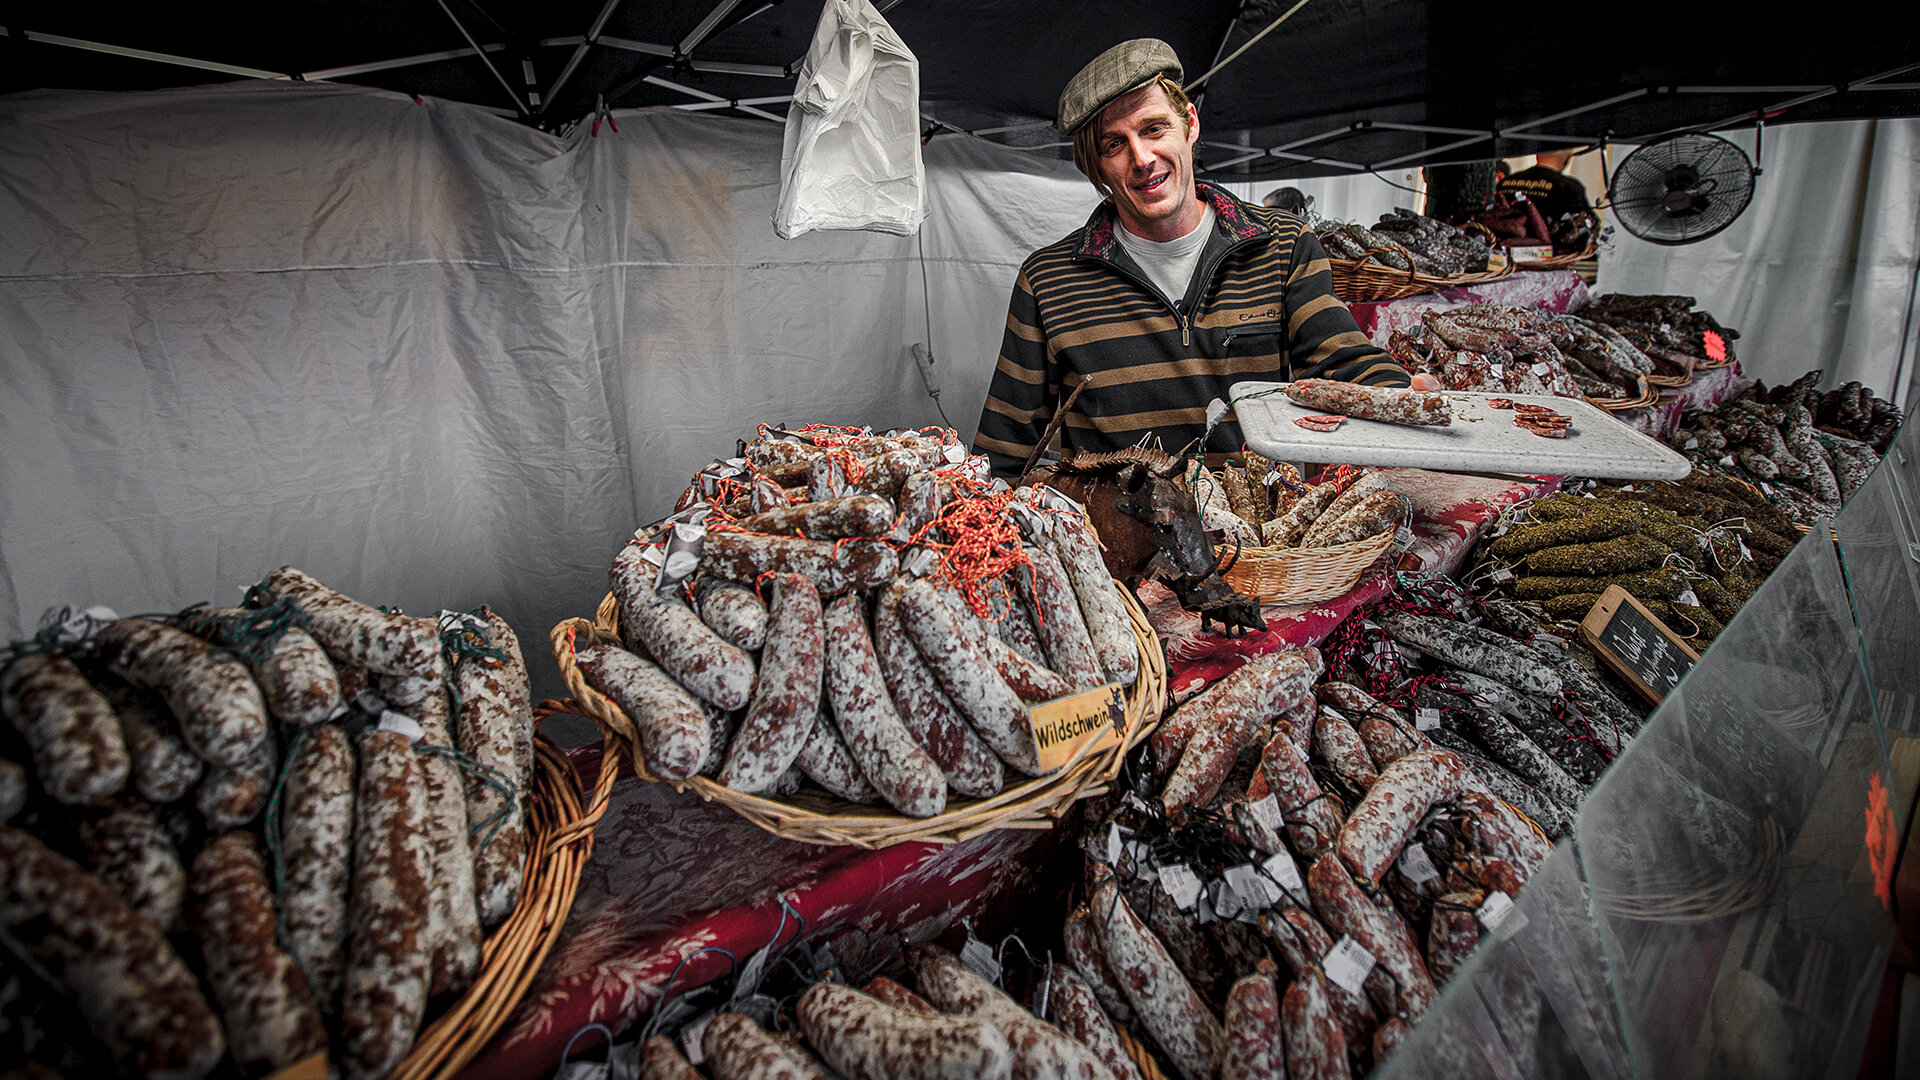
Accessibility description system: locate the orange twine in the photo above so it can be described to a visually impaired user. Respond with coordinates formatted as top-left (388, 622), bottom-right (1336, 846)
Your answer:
top-left (926, 491), bottom-right (1030, 617)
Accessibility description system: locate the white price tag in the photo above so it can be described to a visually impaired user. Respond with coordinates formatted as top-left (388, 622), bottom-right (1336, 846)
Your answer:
top-left (1106, 823), bottom-right (1125, 867)
top-left (1194, 891), bottom-right (1216, 924)
top-left (943, 443), bottom-right (967, 463)
top-left (1683, 436), bottom-right (1699, 450)
top-left (1488, 364), bottom-right (1505, 378)
top-left (1160, 863), bottom-right (1203, 910)
top-left (1397, 844), bottom-right (1440, 884)
top-left (1490, 568), bottom-right (1515, 583)
top-left (1247, 794), bottom-right (1284, 832)
top-left (1393, 522), bottom-right (1415, 551)
top-left (1415, 707), bottom-right (1441, 731)
top-left (1261, 850), bottom-right (1304, 895)
top-left (1477, 890), bottom-right (1527, 937)
top-left (960, 938), bottom-right (1003, 982)
top-left (1718, 455), bottom-right (1737, 468)
top-left (638, 545), bottom-right (668, 568)
top-left (1224, 863), bottom-right (1281, 911)
top-left (1531, 362), bottom-right (1552, 377)
top-left (377, 710), bottom-right (425, 743)
top-left (1738, 540), bottom-right (1752, 561)
top-left (1677, 589), bottom-right (1701, 607)
top-left (901, 547), bottom-right (937, 577)
top-left (662, 550), bottom-right (700, 578)
top-left (682, 1012), bottom-right (715, 1065)
top-left (1322, 936), bottom-right (1377, 996)
top-left (1208, 879), bottom-right (1241, 921)
top-left (355, 688), bottom-right (390, 715)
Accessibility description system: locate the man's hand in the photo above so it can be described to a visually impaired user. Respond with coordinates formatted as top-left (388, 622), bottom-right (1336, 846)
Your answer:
top-left (1409, 372), bottom-right (1441, 391)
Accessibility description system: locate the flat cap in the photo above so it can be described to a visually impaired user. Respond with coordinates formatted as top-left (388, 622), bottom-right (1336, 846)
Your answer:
top-left (1057, 38), bottom-right (1183, 134)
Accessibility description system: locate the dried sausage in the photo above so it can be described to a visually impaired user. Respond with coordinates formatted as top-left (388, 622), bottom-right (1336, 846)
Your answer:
top-left (736, 495), bottom-right (896, 539)
top-left (1015, 544), bottom-right (1105, 692)
top-left (196, 732), bottom-right (275, 830)
top-left (1426, 890), bottom-right (1486, 984)
top-left (1042, 963), bottom-right (1144, 1080)
top-left (282, 722), bottom-right (355, 1011)
top-left (698, 532), bottom-right (899, 597)
top-left (642, 1034), bottom-right (705, 1080)
top-left (262, 566), bottom-right (445, 680)
top-left (796, 981), bottom-right (1014, 1080)
top-left (1221, 964), bottom-right (1284, 1080)
top-left (865, 975), bottom-right (938, 1014)
top-left (576, 644), bottom-right (712, 781)
top-left (79, 797), bottom-right (186, 933)
top-left (717, 573), bottom-right (826, 794)
top-left (896, 579), bottom-right (1039, 776)
top-left (94, 618), bottom-right (270, 769)
top-left (614, 547), bottom-right (756, 710)
top-left (1458, 790), bottom-right (1552, 879)
top-left (1089, 880), bottom-right (1224, 1080)
top-left (1302, 490), bottom-right (1404, 549)
top-left (0, 823), bottom-right (225, 1079)
top-left (0, 757), bottom-right (23, 820)
top-left (1372, 1015), bottom-right (1413, 1065)
top-left (1261, 481), bottom-right (1342, 549)
top-left (703, 1011), bottom-right (837, 1080)
top-left (1306, 853), bottom-right (1437, 1017)
top-left (1284, 378), bottom-right (1452, 426)
top-left (1163, 668), bottom-right (1313, 818)
top-left (1063, 902), bottom-right (1134, 1027)
top-left (983, 631), bottom-right (1077, 703)
top-left (823, 594), bottom-right (946, 817)
top-left (1311, 705), bottom-right (1379, 794)
top-left (96, 673), bottom-right (202, 803)
top-left (1334, 748), bottom-right (1466, 883)
top-left (696, 579), bottom-right (771, 651)
top-left (1151, 648), bottom-right (1323, 772)
top-left (453, 617), bottom-right (530, 928)
top-left (413, 689), bottom-right (481, 998)
top-left (1256, 907), bottom-right (1376, 1047)
top-left (0, 651), bottom-right (129, 805)
top-left (340, 731), bottom-right (433, 1080)
top-left (1279, 969), bottom-right (1348, 1080)
top-left (908, 944), bottom-right (1114, 1080)
top-left (1259, 729), bottom-right (1346, 863)
top-left (873, 580), bottom-right (1004, 798)
top-left (1042, 516), bottom-right (1139, 687)
top-left (793, 710), bottom-right (880, 804)
top-left (192, 830), bottom-right (329, 1074)
top-left (1376, 610), bottom-right (1563, 697)
top-left (194, 609), bottom-right (342, 728)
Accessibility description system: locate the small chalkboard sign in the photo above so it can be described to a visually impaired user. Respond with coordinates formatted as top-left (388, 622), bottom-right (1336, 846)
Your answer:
top-left (1578, 585), bottom-right (1700, 706)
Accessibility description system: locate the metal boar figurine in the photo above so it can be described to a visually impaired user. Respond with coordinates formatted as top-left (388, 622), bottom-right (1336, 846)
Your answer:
top-left (1029, 448), bottom-right (1265, 635)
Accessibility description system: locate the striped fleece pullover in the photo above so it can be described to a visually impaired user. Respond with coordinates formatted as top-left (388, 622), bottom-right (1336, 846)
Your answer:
top-left (974, 182), bottom-right (1409, 476)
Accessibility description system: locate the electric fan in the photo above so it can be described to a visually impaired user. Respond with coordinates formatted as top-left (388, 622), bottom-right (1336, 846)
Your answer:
top-left (1607, 132), bottom-right (1756, 245)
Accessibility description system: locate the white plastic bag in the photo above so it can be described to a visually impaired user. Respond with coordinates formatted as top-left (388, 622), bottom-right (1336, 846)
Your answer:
top-left (773, 0), bottom-right (926, 239)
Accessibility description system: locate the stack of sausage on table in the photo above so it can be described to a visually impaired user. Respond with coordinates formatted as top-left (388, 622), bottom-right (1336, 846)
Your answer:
top-left (575, 425), bottom-right (1144, 820)
top-left (0, 566), bottom-right (536, 1080)
top-left (1189, 455), bottom-right (1409, 556)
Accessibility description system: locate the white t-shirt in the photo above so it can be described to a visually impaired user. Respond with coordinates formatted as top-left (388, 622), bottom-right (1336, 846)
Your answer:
top-left (1115, 205), bottom-right (1215, 308)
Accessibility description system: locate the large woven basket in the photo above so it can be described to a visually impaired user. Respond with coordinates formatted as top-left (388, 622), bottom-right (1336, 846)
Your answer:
top-left (1219, 527), bottom-right (1396, 606)
top-left (549, 588), bottom-right (1165, 849)
top-left (1328, 249), bottom-right (1513, 303)
top-left (271, 735), bottom-right (616, 1080)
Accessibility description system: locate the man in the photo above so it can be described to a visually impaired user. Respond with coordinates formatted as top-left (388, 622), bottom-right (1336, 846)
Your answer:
top-left (1497, 149), bottom-right (1590, 222)
top-left (1263, 186), bottom-right (1311, 214)
top-left (973, 39), bottom-right (1431, 478)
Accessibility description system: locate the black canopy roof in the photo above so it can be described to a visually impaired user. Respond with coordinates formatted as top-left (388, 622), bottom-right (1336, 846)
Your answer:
top-left (6, 2), bottom-right (1918, 180)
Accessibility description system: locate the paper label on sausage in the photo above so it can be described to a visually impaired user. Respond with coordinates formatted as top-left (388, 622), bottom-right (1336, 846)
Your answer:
top-left (1531, 362), bottom-right (1553, 377)
top-left (1477, 890), bottom-right (1528, 938)
top-left (1106, 823), bottom-right (1126, 867)
top-left (1677, 589), bottom-right (1701, 607)
top-left (960, 938), bottom-right (1003, 983)
top-left (1160, 863), bottom-right (1203, 910)
top-left (682, 1012), bottom-right (715, 1065)
top-left (1247, 793), bottom-right (1284, 831)
top-left (944, 443), bottom-right (968, 464)
top-left (34, 603), bottom-right (119, 645)
top-left (1209, 878), bottom-right (1242, 921)
top-left (1397, 843), bottom-right (1440, 884)
top-left (377, 710), bottom-right (425, 743)
top-left (1029, 684), bottom-right (1126, 773)
top-left (1223, 863), bottom-right (1279, 912)
top-left (1393, 522), bottom-right (1416, 552)
top-left (1262, 849), bottom-right (1304, 896)
top-left (1415, 707), bottom-right (1442, 731)
top-left (1490, 567), bottom-right (1515, 583)
top-left (1323, 936), bottom-right (1377, 996)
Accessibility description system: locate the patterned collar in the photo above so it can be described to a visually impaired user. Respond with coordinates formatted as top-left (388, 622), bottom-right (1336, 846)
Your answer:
top-left (1076, 181), bottom-right (1268, 260)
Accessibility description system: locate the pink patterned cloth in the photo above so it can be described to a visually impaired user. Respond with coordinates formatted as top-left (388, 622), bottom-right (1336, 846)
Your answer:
top-left (1348, 269), bottom-right (1592, 345)
top-left (1154, 468), bottom-right (1558, 700)
top-left (460, 744), bottom-right (1065, 1080)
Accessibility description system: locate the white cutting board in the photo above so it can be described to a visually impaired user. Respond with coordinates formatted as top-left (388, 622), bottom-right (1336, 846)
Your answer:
top-left (1229, 381), bottom-right (1692, 480)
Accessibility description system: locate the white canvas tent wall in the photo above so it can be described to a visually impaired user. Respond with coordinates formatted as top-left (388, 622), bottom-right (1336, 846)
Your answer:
top-left (2, 83), bottom-right (1916, 699)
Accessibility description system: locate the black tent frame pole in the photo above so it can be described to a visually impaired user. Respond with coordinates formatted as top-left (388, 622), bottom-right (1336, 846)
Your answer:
top-left (434, 0), bottom-right (530, 116)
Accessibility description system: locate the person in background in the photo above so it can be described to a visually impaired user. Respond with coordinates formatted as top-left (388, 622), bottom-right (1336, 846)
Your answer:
top-left (972, 39), bottom-right (1434, 478)
top-left (1262, 186), bottom-right (1311, 214)
top-left (1497, 148), bottom-right (1590, 221)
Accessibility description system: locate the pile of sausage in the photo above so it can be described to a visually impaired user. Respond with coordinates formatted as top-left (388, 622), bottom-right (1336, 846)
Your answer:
top-left (1007, 643), bottom-right (1556, 1079)
top-left (577, 426), bottom-right (1143, 819)
top-left (0, 566), bottom-right (536, 1080)
top-left (1471, 475), bottom-right (1792, 652)
top-left (1189, 459), bottom-right (1408, 555)
top-left (629, 941), bottom-right (1151, 1080)
top-left (1670, 380), bottom-right (1891, 524)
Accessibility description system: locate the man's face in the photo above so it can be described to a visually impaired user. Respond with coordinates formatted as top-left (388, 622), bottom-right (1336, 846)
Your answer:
top-left (1091, 83), bottom-right (1201, 242)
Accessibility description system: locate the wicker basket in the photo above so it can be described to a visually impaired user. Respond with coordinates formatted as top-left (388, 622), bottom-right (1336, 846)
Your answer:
top-left (1585, 372), bottom-right (1659, 412)
top-left (1219, 527), bottom-right (1396, 606)
top-left (1327, 250), bottom-right (1513, 303)
top-left (549, 588), bottom-right (1166, 849)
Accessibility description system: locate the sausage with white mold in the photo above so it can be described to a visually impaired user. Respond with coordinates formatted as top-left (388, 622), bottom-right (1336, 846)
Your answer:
top-left (1, 651), bottom-right (130, 804)
top-left (94, 618), bottom-right (269, 770)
